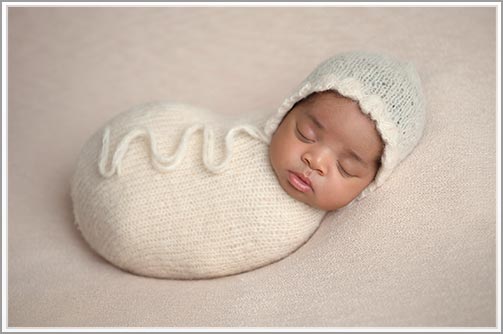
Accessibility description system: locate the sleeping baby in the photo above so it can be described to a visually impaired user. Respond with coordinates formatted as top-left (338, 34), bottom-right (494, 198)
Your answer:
top-left (71, 51), bottom-right (425, 279)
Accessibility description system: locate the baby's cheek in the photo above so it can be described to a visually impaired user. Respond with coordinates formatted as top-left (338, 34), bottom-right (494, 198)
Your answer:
top-left (269, 137), bottom-right (289, 174)
top-left (270, 129), bottom-right (294, 164)
top-left (315, 178), bottom-right (351, 211)
top-left (312, 183), bottom-right (333, 210)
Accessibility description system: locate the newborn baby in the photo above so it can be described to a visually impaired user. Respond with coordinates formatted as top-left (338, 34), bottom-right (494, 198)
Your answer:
top-left (71, 51), bottom-right (425, 279)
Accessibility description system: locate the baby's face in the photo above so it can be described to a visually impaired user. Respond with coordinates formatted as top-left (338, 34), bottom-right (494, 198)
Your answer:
top-left (269, 91), bottom-right (384, 211)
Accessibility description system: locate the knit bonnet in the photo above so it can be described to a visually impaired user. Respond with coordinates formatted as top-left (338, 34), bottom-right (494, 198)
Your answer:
top-left (264, 51), bottom-right (426, 200)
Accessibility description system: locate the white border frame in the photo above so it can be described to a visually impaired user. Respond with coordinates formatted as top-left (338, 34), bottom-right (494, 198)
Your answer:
top-left (1, 1), bottom-right (501, 332)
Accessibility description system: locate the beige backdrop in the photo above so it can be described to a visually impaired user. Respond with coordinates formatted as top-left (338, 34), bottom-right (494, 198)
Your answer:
top-left (7, 6), bottom-right (497, 327)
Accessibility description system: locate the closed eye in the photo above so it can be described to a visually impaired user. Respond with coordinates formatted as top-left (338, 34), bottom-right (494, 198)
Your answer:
top-left (338, 163), bottom-right (354, 178)
top-left (296, 125), bottom-right (314, 143)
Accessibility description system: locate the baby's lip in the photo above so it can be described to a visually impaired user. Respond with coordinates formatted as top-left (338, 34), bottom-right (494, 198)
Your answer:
top-left (295, 171), bottom-right (312, 187)
top-left (288, 170), bottom-right (313, 192)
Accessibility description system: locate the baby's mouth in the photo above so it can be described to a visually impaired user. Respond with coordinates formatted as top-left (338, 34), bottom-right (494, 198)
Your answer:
top-left (287, 170), bottom-right (313, 193)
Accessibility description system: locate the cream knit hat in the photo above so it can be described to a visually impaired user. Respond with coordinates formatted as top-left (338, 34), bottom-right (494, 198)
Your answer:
top-left (264, 51), bottom-right (426, 200)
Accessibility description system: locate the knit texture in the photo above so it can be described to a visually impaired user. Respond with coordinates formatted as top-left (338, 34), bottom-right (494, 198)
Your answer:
top-left (265, 51), bottom-right (426, 200)
top-left (70, 102), bottom-right (326, 279)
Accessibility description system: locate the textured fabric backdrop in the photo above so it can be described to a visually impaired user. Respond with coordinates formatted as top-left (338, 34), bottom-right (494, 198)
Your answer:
top-left (7, 6), bottom-right (497, 327)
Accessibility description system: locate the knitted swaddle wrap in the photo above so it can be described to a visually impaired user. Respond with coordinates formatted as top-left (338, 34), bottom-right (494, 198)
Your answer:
top-left (71, 102), bottom-right (325, 279)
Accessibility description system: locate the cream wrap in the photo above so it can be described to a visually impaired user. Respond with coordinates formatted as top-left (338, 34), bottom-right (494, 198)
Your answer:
top-left (70, 102), bottom-right (326, 279)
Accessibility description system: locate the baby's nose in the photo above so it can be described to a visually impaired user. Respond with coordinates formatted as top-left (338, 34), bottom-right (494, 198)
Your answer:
top-left (303, 149), bottom-right (330, 176)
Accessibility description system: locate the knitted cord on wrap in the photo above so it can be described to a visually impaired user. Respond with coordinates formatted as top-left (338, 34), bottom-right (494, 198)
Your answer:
top-left (98, 123), bottom-right (270, 177)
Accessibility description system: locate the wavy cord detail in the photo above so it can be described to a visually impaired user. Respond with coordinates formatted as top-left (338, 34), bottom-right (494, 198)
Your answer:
top-left (98, 123), bottom-right (269, 177)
